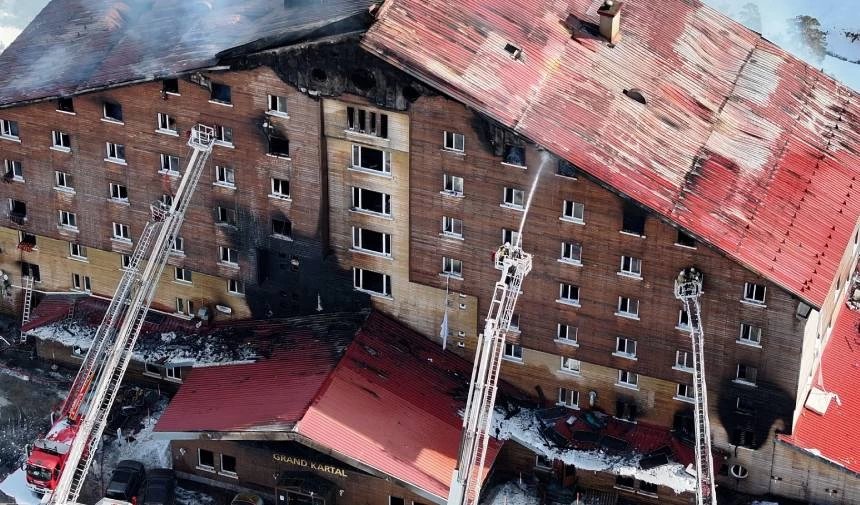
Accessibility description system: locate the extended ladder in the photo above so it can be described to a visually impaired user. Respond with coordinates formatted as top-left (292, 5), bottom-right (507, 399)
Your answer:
top-left (674, 268), bottom-right (717, 505)
top-left (46, 124), bottom-right (215, 505)
top-left (20, 274), bottom-right (34, 341)
top-left (448, 246), bottom-right (533, 505)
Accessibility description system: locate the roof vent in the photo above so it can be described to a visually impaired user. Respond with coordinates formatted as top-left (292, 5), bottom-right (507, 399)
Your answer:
top-left (597, 0), bottom-right (623, 45)
top-left (623, 88), bottom-right (646, 104)
top-left (503, 43), bottom-right (523, 60)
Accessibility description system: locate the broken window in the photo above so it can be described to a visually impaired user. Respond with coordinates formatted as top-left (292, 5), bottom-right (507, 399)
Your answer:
top-left (171, 237), bottom-right (184, 254)
top-left (1, 119), bottom-right (20, 138)
top-left (215, 206), bottom-right (237, 226)
top-left (4, 159), bottom-right (22, 180)
top-left (676, 384), bottom-right (693, 401)
top-left (346, 106), bottom-right (389, 138)
top-left (57, 97), bottom-right (74, 113)
top-left (677, 309), bottom-right (690, 329)
top-left (353, 227), bottom-right (391, 256)
top-left (351, 187), bottom-right (391, 216)
top-left (103, 102), bottom-right (123, 122)
top-left (210, 82), bottom-right (232, 104)
top-left (673, 410), bottom-right (694, 436)
top-left (21, 262), bottom-right (40, 282)
top-left (558, 387), bottom-right (579, 407)
top-left (621, 202), bottom-right (646, 236)
top-left (389, 497), bottom-right (404, 505)
top-left (675, 350), bottom-right (693, 370)
top-left (18, 232), bottom-right (36, 248)
top-left (8, 199), bottom-right (26, 222)
top-left (639, 482), bottom-right (658, 495)
top-left (219, 246), bottom-right (238, 265)
top-left (615, 397), bottom-right (638, 419)
top-left (157, 113), bottom-right (177, 132)
top-left (615, 475), bottom-right (635, 490)
top-left (351, 145), bottom-right (390, 173)
top-left (502, 144), bottom-right (525, 166)
top-left (557, 158), bottom-right (577, 178)
top-left (736, 364), bottom-right (758, 385)
top-left (272, 218), bottom-right (292, 238)
top-left (733, 426), bottom-right (757, 448)
top-left (268, 135), bottom-right (289, 157)
top-left (162, 78), bottom-right (179, 94)
top-left (198, 449), bottom-right (214, 469)
top-left (268, 95), bottom-right (288, 115)
top-left (52, 131), bottom-right (71, 149)
top-left (739, 323), bottom-right (762, 345)
top-left (160, 154), bottom-right (180, 174)
top-left (353, 267), bottom-right (391, 296)
top-left (271, 178), bottom-right (290, 198)
top-left (106, 142), bottom-right (125, 161)
top-left (676, 229), bottom-right (696, 248)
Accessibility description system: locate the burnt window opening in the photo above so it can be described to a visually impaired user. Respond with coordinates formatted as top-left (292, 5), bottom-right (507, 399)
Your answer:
top-left (268, 136), bottom-right (290, 157)
top-left (614, 475), bottom-right (635, 489)
top-left (639, 482), bottom-right (658, 495)
top-left (621, 202), bottom-right (646, 236)
top-left (57, 97), bottom-right (74, 113)
top-left (162, 78), bottom-right (179, 94)
top-left (311, 68), bottom-right (327, 82)
top-left (623, 88), bottom-right (647, 105)
top-left (351, 145), bottom-right (389, 173)
top-left (351, 69), bottom-right (376, 91)
top-left (210, 82), bottom-right (232, 104)
top-left (272, 218), bottom-right (292, 238)
top-left (103, 102), bottom-right (123, 122)
top-left (733, 426), bottom-right (757, 448)
top-left (558, 158), bottom-right (578, 178)
top-left (346, 107), bottom-right (388, 138)
top-left (672, 410), bottom-right (694, 436)
top-left (21, 262), bottom-right (40, 282)
top-left (676, 229), bottom-right (696, 248)
top-left (9, 199), bottom-right (26, 220)
top-left (503, 43), bottom-right (523, 60)
top-left (402, 86), bottom-right (420, 103)
top-left (615, 399), bottom-right (638, 422)
top-left (19, 232), bottom-right (36, 247)
top-left (503, 144), bottom-right (526, 166)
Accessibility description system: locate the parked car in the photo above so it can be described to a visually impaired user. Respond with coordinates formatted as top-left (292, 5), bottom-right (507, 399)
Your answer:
top-left (105, 460), bottom-right (146, 502)
top-left (231, 494), bottom-right (264, 505)
top-left (140, 468), bottom-right (176, 505)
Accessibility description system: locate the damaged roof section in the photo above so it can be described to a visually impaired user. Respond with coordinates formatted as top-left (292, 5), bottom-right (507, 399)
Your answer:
top-left (363, 0), bottom-right (860, 306)
top-left (0, 0), bottom-right (377, 107)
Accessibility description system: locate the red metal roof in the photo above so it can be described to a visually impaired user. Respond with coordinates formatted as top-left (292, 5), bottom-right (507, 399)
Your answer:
top-left (780, 307), bottom-right (860, 474)
top-left (362, 0), bottom-right (860, 307)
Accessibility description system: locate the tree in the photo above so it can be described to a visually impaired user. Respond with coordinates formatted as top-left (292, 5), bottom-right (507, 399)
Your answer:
top-left (788, 15), bottom-right (828, 64)
top-left (738, 3), bottom-right (762, 33)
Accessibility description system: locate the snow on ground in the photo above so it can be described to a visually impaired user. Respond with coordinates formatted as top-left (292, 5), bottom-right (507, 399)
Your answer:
top-left (493, 409), bottom-right (697, 494)
top-left (0, 367), bottom-right (30, 381)
top-left (175, 487), bottom-right (218, 505)
top-left (482, 481), bottom-right (540, 505)
top-left (0, 468), bottom-right (40, 505)
top-left (99, 397), bottom-right (171, 475)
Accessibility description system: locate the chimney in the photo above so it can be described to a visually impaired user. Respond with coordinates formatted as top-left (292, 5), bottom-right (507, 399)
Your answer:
top-left (597, 0), bottom-right (623, 45)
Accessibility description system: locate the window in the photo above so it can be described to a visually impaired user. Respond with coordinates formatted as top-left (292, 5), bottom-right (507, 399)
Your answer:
top-left (503, 342), bottom-right (523, 361)
top-left (228, 279), bottom-right (245, 295)
top-left (157, 113), bottom-right (177, 133)
top-left (55, 171), bottom-right (72, 190)
top-left (502, 144), bottom-right (525, 166)
top-left (559, 283), bottom-right (580, 305)
top-left (171, 237), bottom-right (184, 254)
top-left (112, 222), bottom-right (131, 241)
top-left (69, 243), bottom-right (87, 260)
top-left (502, 228), bottom-right (520, 246)
top-left (619, 256), bottom-right (642, 277)
top-left (352, 227), bottom-right (392, 256)
top-left (389, 497), bottom-right (405, 505)
top-left (4, 159), bottom-right (23, 180)
top-left (562, 200), bottom-right (584, 223)
top-left (121, 255), bottom-right (131, 269)
top-left (509, 313), bottom-right (520, 332)
top-left (221, 454), bottom-right (237, 475)
top-left (502, 187), bottom-right (525, 208)
top-left (535, 455), bottom-right (552, 470)
top-left (162, 78), bottom-right (179, 94)
top-left (109, 183), bottom-right (128, 202)
top-left (676, 230), bottom-right (696, 248)
top-left (617, 369), bottom-right (638, 388)
top-left (675, 350), bottom-right (693, 371)
top-left (442, 216), bottom-right (463, 238)
top-left (52, 131), bottom-right (71, 149)
top-left (106, 142), bottom-right (125, 161)
top-left (219, 246), bottom-right (238, 265)
top-left (272, 218), bottom-right (292, 239)
top-left (638, 482), bottom-right (658, 496)
top-left (1, 119), bottom-right (20, 139)
top-left (215, 206), bottom-right (237, 226)
top-left (615, 475), bottom-right (635, 490)
top-left (558, 387), bottom-right (579, 407)
top-left (71, 273), bottom-right (92, 292)
top-left (21, 262), bottom-right (41, 283)
top-left (103, 102), bottom-right (123, 122)
top-left (210, 82), bottom-right (232, 104)
top-left (736, 397), bottom-right (755, 415)
top-left (144, 362), bottom-right (160, 375)
top-left (214, 166), bottom-right (235, 187)
top-left (444, 131), bottom-right (465, 152)
top-left (160, 154), bottom-right (180, 174)
top-left (443, 174), bottom-right (464, 195)
top-left (743, 283), bottom-right (766, 304)
top-left (621, 202), bottom-right (646, 236)
top-left (18, 232), bottom-right (36, 248)
top-left (676, 384), bottom-right (694, 402)
top-left (736, 364), bottom-right (758, 385)
top-left (59, 210), bottom-right (77, 229)
top-left (351, 187), bottom-right (391, 216)
top-left (174, 267), bottom-right (192, 283)
top-left (739, 323), bottom-right (762, 345)
top-left (353, 267), bottom-right (392, 296)
top-left (615, 337), bottom-right (637, 358)
top-left (556, 323), bottom-right (577, 344)
top-left (442, 257), bottom-right (463, 277)
top-left (8, 199), bottom-right (26, 221)
top-left (271, 178), bottom-right (290, 198)
top-left (616, 297), bottom-right (639, 318)
top-left (214, 125), bottom-right (234, 145)
top-left (268, 135), bottom-right (290, 157)
top-left (557, 158), bottom-right (577, 178)
top-left (165, 366), bottom-right (182, 381)
top-left (176, 297), bottom-right (194, 316)
top-left (268, 94), bottom-right (288, 114)
top-left (677, 309), bottom-right (690, 330)
top-left (346, 106), bottom-right (388, 138)
top-left (560, 356), bottom-right (581, 374)
top-left (198, 449), bottom-right (215, 470)
top-left (560, 242), bottom-right (582, 264)
top-left (351, 145), bottom-right (390, 174)
top-left (796, 301), bottom-right (812, 319)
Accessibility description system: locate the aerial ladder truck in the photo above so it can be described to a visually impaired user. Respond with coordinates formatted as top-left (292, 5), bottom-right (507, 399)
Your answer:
top-left (23, 124), bottom-right (215, 505)
top-left (674, 267), bottom-right (717, 505)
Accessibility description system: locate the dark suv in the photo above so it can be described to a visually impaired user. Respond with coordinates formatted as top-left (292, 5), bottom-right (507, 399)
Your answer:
top-left (105, 460), bottom-right (146, 501)
top-left (141, 468), bottom-right (176, 505)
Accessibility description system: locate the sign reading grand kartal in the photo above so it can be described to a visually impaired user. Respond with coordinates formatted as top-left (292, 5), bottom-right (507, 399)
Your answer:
top-left (273, 454), bottom-right (349, 478)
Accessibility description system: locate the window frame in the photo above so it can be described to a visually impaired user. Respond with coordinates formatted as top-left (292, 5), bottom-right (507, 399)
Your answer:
top-left (159, 153), bottom-right (180, 174)
top-left (351, 187), bottom-right (391, 216)
top-left (214, 165), bottom-right (235, 187)
top-left (738, 323), bottom-right (763, 346)
top-left (52, 130), bottom-right (71, 150)
top-left (220, 454), bottom-right (237, 476)
top-left (102, 102), bottom-right (123, 122)
top-left (502, 187), bottom-right (525, 209)
top-left (218, 246), bottom-right (239, 266)
top-left (174, 267), bottom-right (193, 284)
top-left (443, 131), bottom-right (465, 152)
top-left (69, 242), bottom-right (87, 260)
top-left (442, 256), bottom-right (463, 278)
top-left (58, 210), bottom-right (78, 230)
top-left (742, 282), bottom-right (767, 305)
top-left (351, 144), bottom-right (391, 175)
top-left (556, 323), bottom-right (578, 345)
top-left (614, 337), bottom-right (637, 359)
top-left (558, 283), bottom-right (580, 306)
top-left (215, 206), bottom-right (237, 226)
top-left (502, 342), bottom-right (523, 362)
top-left (352, 267), bottom-right (392, 297)
top-left (271, 177), bottom-right (291, 199)
top-left (4, 159), bottom-right (23, 180)
top-left (268, 94), bottom-right (288, 115)
top-left (675, 383), bottom-right (694, 402)
top-left (616, 296), bottom-right (640, 319)
top-left (227, 279), bottom-right (245, 296)
top-left (674, 350), bottom-right (693, 372)
top-left (441, 216), bottom-right (463, 238)
top-left (214, 124), bottom-right (234, 146)
top-left (105, 142), bottom-right (126, 162)
top-left (176, 297), bottom-right (194, 316)
top-left (210, 82), bottom-right (232, 105)
top-left (557, 387), bottom-right (579, 408)
top-left (352, 227), bottom-right (392, 257)
top-left (109, 182), bottom-right (128, 202)
top-left (560, 356), bottom-right (581, 375)
top-left (735, 364), bottom-right (758, 385)
top-left (562, 200), bottom-right (585, 223)
top-left (171, 237), bottom-right (185, 254)
top-left (560, 241), bottom-right (582, 265)
top-left (156, 112), bottom-right (177, 133)
top-left (55, 171), bottom-right (72, 190)
top-left (197, 448), bottom-right (215, 471)
top-left (442, 174), bottom-right (464, 196)
top-left (272, 218), bottom-right (292, 239)
top-left (112, 222), bottom-right (131, 241)
top-left (619, 256), bottom-right (642, 278)
top-left (0, 119), bottom-right (20, 139)
top-left (617, 369), bottom-right (639, 388)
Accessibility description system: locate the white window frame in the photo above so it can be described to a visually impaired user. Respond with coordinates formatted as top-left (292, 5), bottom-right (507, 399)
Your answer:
top-left (614, 337), bottom-right (637, 359)
top-left (214, 166), bottom-right (235, 188)
top-left (214, 124), bottom-right (234, 146)
top-left (72, 274), bottom-right (91, 293)
top-left (215, 206), bottom-right (237, 226)
top-left (738, 323), bottom-right (762, 346)
top-left (4, 159), bottom-right (23, 180)
top-left (352, 227), bottom-right (392, 257)
top-left (352, 267), bottom-right (392, 297)
top-left (0, 119), bottom-right (19, 140)
top-left (112, 222), bottom-right (131, 242)
top-left (121, 254), bottom-right (131, 269)
top-left (560, 241), bottom-right (582, 265)
top-left (619, 256), bottom-right (642, 278)
top-left (71, 273), bottom-right (82, 291)
top-left (442, 257), bottom-right (463, 278)
top-left (556, 323), bottom-right (578, 345)
top-left (105, 142), bottom-right (125, 162)
top-left (560, 356), bottom-right (581, 375)
top-left (267, 94), bottom-right (288, 115)
top-left (220, 453), bottom-right (237, 476)
top-left (557, 387), bottom-right (579, 408)
top-left (442, 216), bottom-right (463, 238)
top-left (674, 350), bottom-right (693, 372)
top-left (219, 246), bottom-right (238, 266)
top-left (197, 448), bottom-right (215, 471)
top-left (160, 154), bottom-right (180, 174)
top-left (58, 210), bottom-right (78, 230)
top-left (272, 219), bottom-right (292, 240)
top-left (102, 102), bottom-right (123, 123)
top-left (442, 174), bottom-right (464, 196)
top-left (165, 366), bottom-right (182, 381)
top-left (501, 229), bottom-right (520, 247)
top-left (55, 171), bottom-right (72, 191)
top-left (176, 297), bottom-right (195, 317)
top-left (735, 364), bottom-right (758, 386)
top-left (617, 369), bottom-right (639, 389)
top-left (174, 267), bottom-right (192, 284)
top-left (171, 237), bottom-right (185, 255)
top-left (502, 342), bottom-right (523, 362)
top-left (351, 187), bottom-right (391, 216)
top-left (742, 282), bottom-right (766, 305)
top-left (562, 200), bottom-right (585, 223)
top-left (228, 279), bottom-right (245, 296)
top-left (109, 183), bottom-right (128, 203)
top-left (558, 283), bottom-right (580, 306)
top-left (677, 309), bottom-right (690, 331)
top-left (69, 242), bottom-right (87, 260)
top-left (443, 131), bottom-right (465, 152)
top-left (351, 144), bottom-right (391, 175)
top-left (271, 177), bottom-right (290, 199)
top-left (616, 296), bottom-right (640, 319)
top-left (156, 112), bottom-right (177, 134)
top-left (502, 187), bottom-right (525, 209)
top-left (52, 130), bottom-right (71, 150)
top-left (675, 383), bottom-right (694, 403)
